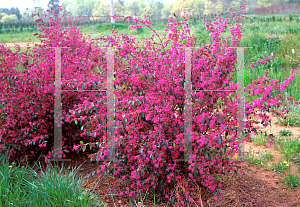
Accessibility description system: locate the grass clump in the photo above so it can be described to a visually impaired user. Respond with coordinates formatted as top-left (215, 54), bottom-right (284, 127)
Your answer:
top-left (276, 136), bottom-right (300, 161)
top-left (245, 147), bottom-right (274, 170)
top-left (272, 160), bottom-right (291, 174)
top-left (279, 129), bottom-right (292, 136)
top-left (280, 166), bottom-right (300, 188)
top-left (0, 150), bottom-right (106, 206)
top-left (250, 131), bottom-right (270, 146)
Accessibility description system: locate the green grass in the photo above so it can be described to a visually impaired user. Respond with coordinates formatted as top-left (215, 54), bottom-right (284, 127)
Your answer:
top-left (272, 160), bottom-right (291, 174)
top-left (250, 131), bottom-right (271, 146)
top-left (280, 166), bottom-right (300, 188)
top-left (0, 151), bottom-right (107, 206)
top-left (279, 129), bottom-right (292, 136)
top-left (269, 134), bottom-right (300, 166)
top-left (276, 136), bottom-right (300, 161)
top-left (0, 32), bottom-right (39, 43)
top-left (292, 151), bottom-right (300, 165)
top-left (245, 146), bottom-right (274, 170)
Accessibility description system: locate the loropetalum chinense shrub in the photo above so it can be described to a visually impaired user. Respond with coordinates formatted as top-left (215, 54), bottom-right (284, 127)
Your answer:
top-left (0, 8), bottom-right (108, 162)
top-left (70, 6), bottom-right (298, 204)
top-left (0, 4), bottom-right (299, 205)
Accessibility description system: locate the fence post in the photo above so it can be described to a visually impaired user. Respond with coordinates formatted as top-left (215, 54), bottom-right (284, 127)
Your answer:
top-left (50, 46), bottom-right (71, 162)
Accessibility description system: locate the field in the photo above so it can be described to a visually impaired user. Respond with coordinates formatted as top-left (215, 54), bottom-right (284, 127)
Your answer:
top-left (1, 14), bottom-right (300, 206)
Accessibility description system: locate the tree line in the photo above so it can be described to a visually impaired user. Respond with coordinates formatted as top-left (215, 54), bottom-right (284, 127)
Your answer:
top-left (1, 0), bottom-right (300, 23)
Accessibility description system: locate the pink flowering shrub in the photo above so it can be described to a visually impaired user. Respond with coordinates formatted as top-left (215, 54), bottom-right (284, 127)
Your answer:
top-left (0, 5), bottom-right (299, 205)
top-left (0, 9), bottom-right (107, 162)
top-left (69, 7), bottom-right (298, 204)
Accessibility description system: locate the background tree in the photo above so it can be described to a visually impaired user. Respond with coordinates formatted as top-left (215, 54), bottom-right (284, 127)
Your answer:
top-left (161, 3), bottom-right (173, 19)
top-left (0, 0), bottom-right (296, 25)
top-left (0, 14), bottom-right (18, 22)
top-left (128, 1), bottom-right (140, 17)
top-left (0, 8), bottom-right (9, 15)
top-left (137, 0), bottom-right (147, 9)
top-left (10, 7), bottom-right (21, 21)
top-left (0, 7), bottom-right (21, 21)
top-left (61, 0), bottom-right (72, 12)
top-left (256, 0), bottom-right (274, 8)
top-left (92, 1), bottom-right (110, 19)
top-left (151, 1), bottom-right (164, 20)
top-left (229, 1), bottom-right (240, 8)
top-left (92, 0), bottom-right (123, 21)
top-left (203, 0), bottom-right (217, 15)
top-left (68, 0), bottom-right (97, 20)
top-left (20, 8), bottom-right (33, 21)
top-left (118, 0), bottom-right (125, 6)
top-left (47, 0), bottom-right (60, 15)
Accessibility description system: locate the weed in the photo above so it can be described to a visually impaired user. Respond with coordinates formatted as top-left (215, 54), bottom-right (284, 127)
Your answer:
top-left (292, 151), bottom-right (300, 165)
top-left (279, 129), bottom-right (292, 136)
top-left (251, 131), bottom-right (270, 146)
top-left (280, 166), bottom-right (300, 188)
top-left (277, 136), bottom-right (300, 161)
top-left (272, 160), bottom-right (291, 174)
top-left (245, 147), bottom-right (273, 169)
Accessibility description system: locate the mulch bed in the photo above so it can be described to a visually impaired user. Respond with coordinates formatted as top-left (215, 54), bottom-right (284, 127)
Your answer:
top-left (16, 151), bottom-right (300, 207)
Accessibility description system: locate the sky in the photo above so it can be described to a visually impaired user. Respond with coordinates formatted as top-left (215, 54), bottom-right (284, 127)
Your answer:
top-left (0, 0), bottom-right (50, 13)
top-left (0, 0), bottom-right (178, 14)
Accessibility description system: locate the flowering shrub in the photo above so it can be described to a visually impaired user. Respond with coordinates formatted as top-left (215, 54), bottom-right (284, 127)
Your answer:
top-left (69, 6), bottom-right (299, 204)
top-left (0, 8), bottom-right (107, 162)
top-left (0, 4), bottom-right (299, 205)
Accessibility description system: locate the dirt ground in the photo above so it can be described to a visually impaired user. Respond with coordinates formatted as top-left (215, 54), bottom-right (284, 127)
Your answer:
top-left (250, 110), bottom-right (300, 137)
